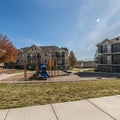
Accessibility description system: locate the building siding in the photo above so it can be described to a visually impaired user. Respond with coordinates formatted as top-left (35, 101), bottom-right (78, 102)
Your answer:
top-left (16, 45), bottom-right (69, 69)
top-left (96, 36), bottom-right (120, 73)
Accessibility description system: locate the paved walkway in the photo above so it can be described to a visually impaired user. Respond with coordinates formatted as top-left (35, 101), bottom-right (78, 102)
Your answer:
top-left (0, 95), bottom-right (120, 120)
top-left (0, 73), bottom-right (24, 80)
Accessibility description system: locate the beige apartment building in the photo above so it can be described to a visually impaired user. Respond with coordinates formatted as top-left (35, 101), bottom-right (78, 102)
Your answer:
top-left (16, 45), bottom-right (69, 69)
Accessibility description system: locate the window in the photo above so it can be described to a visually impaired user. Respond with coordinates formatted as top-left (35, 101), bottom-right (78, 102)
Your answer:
top-left (37, 53), bottom-right (41, 58)
top-left (107, 55), bottom-right (111, 64)
top-left (45, 59), bottom-right (47, 63)
top-left (45, 53), bottom-right (48, 56)
top-left (103, 45), bottom-right (107, 53)
top-left (27, 53), bottom-right (33, 59)
top-left (107, 44), bottom-right (111, 53)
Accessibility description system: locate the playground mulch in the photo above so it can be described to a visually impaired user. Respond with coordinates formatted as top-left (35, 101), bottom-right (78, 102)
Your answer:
top-left (0, 72), bottom-right (108, 83)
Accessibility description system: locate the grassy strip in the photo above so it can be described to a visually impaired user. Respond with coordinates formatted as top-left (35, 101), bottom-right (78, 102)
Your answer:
top-left (0, 79), bottom-right (120, 109)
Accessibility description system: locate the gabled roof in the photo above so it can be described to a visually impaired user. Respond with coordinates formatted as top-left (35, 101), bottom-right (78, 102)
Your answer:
top-left (96, 39), bottom-right (113, 46)
top-left (40, 46), bottom-right (59, 52)
top-left (40, 46), bottom-right (67, 52)
top-left (97, 36), bottom-right (120, 46)
top-left (18, 47), bottom-right (28, 53)
top-left (110, 36), bottom-right (120, 44)
top-left (18, 45), bottom-right (43, 53)
top-left (18, 45), bottom-right (67, 53)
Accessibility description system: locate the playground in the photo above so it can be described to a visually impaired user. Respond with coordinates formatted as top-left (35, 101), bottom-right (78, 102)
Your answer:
top-left (1, 56), bottom-right (119, 82)
top-left (25, 57), bottom-right (72, 80)
top-left (0, 70), bottom-right (110, 83)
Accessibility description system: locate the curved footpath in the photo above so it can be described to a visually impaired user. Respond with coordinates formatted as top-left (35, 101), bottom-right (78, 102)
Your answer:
top-left (0, 95), bottom-right (120, 120)
top-left (0, 73), bottom-right (24, 81)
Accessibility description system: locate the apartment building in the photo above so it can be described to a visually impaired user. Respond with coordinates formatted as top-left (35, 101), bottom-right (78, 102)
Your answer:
top-left (16, 45), bottom-right (69, 69)
top-left (96, 36), bottom-right (120, 72)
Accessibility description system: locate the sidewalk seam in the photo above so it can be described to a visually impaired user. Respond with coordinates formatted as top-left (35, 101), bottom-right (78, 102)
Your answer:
top-left (4, 109), bottom-right (10, 120)
top-left (50, 104), bottom-right (59, 120)
top-left (87, 100), bottom-right (117, 120)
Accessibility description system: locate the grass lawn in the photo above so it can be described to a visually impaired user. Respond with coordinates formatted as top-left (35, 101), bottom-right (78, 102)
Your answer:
top-left (0, 79), bottom-right (120, 109)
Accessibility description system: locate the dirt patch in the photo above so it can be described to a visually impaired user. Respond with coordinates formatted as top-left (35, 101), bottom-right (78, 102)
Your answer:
top-left (0, 68), bottom-right (24, 74)
top-left (0, 72), bottom-right (108, 84)
top-left (1, 72), bottom-right (35, 81)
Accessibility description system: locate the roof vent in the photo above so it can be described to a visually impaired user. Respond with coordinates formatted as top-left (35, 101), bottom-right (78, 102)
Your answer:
top-left (116, 38), bottom-right (119, 40)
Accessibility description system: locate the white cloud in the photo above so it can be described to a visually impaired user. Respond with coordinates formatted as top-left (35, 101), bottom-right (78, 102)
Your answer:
top-left (66, 0), bottom-right (120, 60)
top-left (85, 0), bottom-right (120, 49)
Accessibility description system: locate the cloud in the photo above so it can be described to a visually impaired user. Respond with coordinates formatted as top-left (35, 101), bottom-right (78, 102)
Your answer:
top-left (17, 0), bottom-right (120, 61)
top-left (65, 0), bottom-right (120, 60)
top-left (85, 0), bottom-right (120, 49)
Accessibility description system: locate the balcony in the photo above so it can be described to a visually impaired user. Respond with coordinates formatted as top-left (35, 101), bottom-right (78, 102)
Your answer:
top-left (112, 61), bottom-right (120, 64)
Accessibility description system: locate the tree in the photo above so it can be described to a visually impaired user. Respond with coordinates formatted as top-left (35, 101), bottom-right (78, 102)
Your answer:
top-left (0, 34), bottom-right (18, 63)
top-left (0, 49), bottom-right (6, 57)
top-left (69, 51), bottom-right (77, 67)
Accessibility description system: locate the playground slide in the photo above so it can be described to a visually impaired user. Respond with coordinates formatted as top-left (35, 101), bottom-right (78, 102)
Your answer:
top-left (58, 67), bottom-right (72, 74)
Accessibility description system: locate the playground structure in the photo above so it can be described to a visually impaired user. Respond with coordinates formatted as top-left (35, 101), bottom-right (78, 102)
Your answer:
top-left (23, 56), bottom-right (71, 80)
top-left (37, 58), bottom-right (71, 79)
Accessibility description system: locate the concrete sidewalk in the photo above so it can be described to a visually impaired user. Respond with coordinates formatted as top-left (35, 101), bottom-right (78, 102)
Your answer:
top-left (0, 73), bottom-right (24, 81)
top-left (0, 95), bottom-right (120, 120)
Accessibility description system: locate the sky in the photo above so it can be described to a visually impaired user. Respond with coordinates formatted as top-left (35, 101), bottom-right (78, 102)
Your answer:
top-left (1, 0), bottom-right (120, 61)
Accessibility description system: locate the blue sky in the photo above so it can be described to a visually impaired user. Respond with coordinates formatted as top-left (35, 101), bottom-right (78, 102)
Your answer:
top-left (1, 0), bottom-right (120, 60)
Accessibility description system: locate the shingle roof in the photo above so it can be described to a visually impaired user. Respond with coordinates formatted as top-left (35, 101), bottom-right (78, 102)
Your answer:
top-left (110, 36), bottom-right (120, 43)
top-left (18, 47), bottom-right (29, 53)
top-left (97, 36), bottom-right (120, 46)
top-left (40, 46), bottom-right (60, 52)
top-left (18, 45), bottom-right (67, 53)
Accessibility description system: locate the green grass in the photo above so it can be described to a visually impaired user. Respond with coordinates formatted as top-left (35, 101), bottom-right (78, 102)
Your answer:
top-left (0, 79), bottom-right (120, 109)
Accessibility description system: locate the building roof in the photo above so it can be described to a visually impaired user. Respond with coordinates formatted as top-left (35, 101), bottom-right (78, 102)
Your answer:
top-left (40, 46), bottom-right (60, 52)
top-left (110, 36), bottom-right (120, 43)
top-left (18, 45), bottom-right (67, 53)
top-left (97, 36), bottom-right (120, 46)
